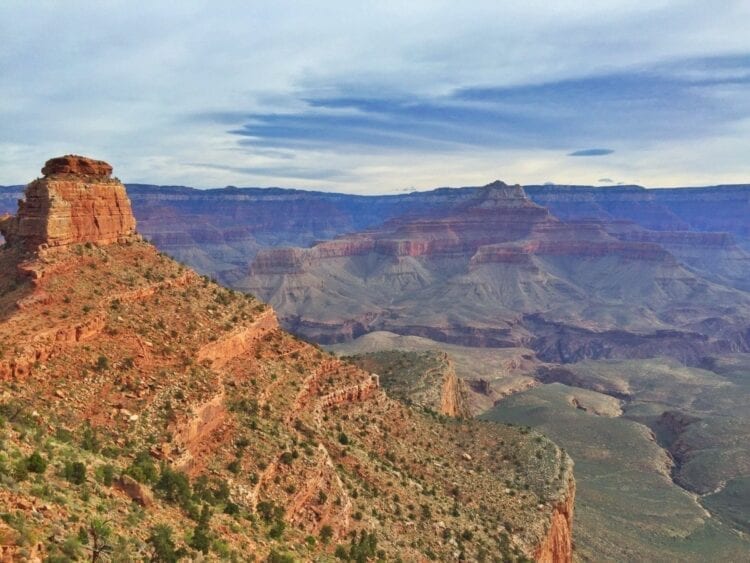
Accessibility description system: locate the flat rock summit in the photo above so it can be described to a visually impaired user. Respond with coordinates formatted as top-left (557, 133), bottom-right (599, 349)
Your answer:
top-left (0, 155), bottom-right (136, 249)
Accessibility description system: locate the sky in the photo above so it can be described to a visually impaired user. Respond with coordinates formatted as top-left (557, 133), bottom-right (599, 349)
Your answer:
top-left (2, 1), bottom-right (750, 193)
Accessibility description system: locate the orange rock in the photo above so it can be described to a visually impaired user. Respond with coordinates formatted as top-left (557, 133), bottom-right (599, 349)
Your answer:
top-left (115, 475), bottom-right (153, 507)
top-left (0, 155), bottom-right (136, 249)
top-left (41, 154), bottom-right (112, 177)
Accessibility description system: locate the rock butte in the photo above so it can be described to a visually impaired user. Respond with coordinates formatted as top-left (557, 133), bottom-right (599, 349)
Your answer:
top-left (0, 155), bottom-right (137, 249)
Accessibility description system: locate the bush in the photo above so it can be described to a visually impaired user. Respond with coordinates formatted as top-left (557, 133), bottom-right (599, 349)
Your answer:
top-left (320, 525), bottom-right (334, 544)
top-left (124, 451), bottom-right (158, 484)
top-left (64, 461), bottom-right (87, 485)
top-left (189, 504), bottom-right (211, 554)
top-left (80, 424), bottom-right (100, 453)
top-left (155, 465), bottom-right (191, 505)
top-left (26, 451), bottom-right (47, 474)
top-left (95, 464), bottom-right (115, 486)
top-left (148, 524), bottom-right (185, 562)
top-left (94, 355), bottom-right (109, 372)
top-left (338, 433), bottom-right (349, 446)
top-left (267, 550), bottom-right (296, 563)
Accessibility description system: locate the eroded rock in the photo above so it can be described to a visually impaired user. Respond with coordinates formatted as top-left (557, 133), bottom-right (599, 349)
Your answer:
top-left (1, 155), bottom-right (136, 249)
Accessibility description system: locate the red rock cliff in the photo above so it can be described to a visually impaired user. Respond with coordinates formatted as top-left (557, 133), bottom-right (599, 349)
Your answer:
top-left (0, 155), bottom-right (137, 249)
top-left (534, 476), bottom-right (575, 563)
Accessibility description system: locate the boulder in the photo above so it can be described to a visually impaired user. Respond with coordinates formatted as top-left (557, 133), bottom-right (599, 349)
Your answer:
top-left (115, 475), bottom-right (153, 507)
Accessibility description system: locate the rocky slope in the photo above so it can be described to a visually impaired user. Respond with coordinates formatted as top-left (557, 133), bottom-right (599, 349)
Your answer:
top-left (242, 182), bottom-right (750, 365)
top-left (0, 158), bottom-right (573, 561)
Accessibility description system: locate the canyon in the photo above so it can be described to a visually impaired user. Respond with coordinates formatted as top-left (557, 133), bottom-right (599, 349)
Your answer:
top-left (242, 181), bottom-right (750, 367)
top-left (2, 166), bottom-right (749, 561)
top-left (0, 158), bottom-right (572, 561)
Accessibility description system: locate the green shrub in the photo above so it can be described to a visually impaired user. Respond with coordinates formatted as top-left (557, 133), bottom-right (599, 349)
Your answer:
top-left (95, 464), bottom-right (115, 486)
top-left (147, 524), bottom-right (185, 562)
top-left (80, 424), bottom-right (100, 453)
top-left (155, 465), bottom-right (191, 505)
top-left (64, 461), bottom-right (87, 485)
top-left (94, 355), bottom-right (109, 371)
top-left (189, 504), bottom-right (212, 554)
top-left (320, 525), bottom-right (334, 544)
top-left (123, 451), bottom-right (158, 483)
top-left (26, 451), bottom-right (47, 474)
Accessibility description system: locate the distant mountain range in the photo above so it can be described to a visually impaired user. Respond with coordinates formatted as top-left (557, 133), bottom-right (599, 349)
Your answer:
top-left (3, 180), bottom-right (750, 364)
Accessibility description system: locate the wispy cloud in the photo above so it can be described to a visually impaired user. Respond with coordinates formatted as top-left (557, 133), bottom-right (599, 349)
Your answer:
top-left (569, 149), bottom-right (615, 157)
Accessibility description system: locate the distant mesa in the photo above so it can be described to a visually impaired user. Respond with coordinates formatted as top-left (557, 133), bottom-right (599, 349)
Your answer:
top-left (0, 155), bottom-right (137, 250)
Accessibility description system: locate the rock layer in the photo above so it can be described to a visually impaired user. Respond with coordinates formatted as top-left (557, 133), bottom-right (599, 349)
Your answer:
top-left (0, 155), bottom-right (136, 249)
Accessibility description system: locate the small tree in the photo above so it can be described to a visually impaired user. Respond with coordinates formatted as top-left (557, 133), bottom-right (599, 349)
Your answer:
top-left (148, 524), bottom-right (185, 562)
top-left (189, 504), bottom-right (211, 554)
top-left (155, 465), bottom-right (191, 505)
top-left (64, 461), bottom-right (87, 485)
top-left (84, 518), bottom-right (112, 562)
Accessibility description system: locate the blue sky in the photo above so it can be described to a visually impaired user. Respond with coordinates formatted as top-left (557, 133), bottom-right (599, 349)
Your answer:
top-left (2, 1), bottom-right (750, 193)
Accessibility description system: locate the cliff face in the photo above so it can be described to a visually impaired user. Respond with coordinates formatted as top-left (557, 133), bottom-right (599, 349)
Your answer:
top-left (535, 476), bottom-right (575, 563)
top-left (3, 180), bottom-right (748, 280)
top-left (0, 155), bottom-right (136, 249)
top-left (244, 182), bottom-right (750, 364)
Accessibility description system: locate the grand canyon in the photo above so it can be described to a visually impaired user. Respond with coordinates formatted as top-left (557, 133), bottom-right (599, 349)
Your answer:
top-left (4, 3), bottom-right (750, 561)
top-left (3, 164), bottom-right (748, 560)
top-left (0, 157), bottom-right (575, 561)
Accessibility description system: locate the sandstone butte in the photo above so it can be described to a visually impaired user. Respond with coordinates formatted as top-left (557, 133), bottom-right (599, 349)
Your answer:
top-left (0, 154), bottom-right (136, 250)
top-left (0, 156), bottom-right (574, 561)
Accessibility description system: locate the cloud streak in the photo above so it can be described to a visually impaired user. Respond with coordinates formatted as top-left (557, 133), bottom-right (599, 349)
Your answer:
top-left (569, 149), bottom-right (615, 157)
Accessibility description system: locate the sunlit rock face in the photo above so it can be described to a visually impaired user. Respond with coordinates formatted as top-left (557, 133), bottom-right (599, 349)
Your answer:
top-left (0, 155), bottom-right (136, 249)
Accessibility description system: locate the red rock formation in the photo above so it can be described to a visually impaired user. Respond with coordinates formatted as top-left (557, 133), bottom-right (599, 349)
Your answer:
top-left (41, 155), bottom-right (113, 177)
top-left (0, 155), bottom-right (136, 249)
top-left (439, 362), bottom-right (470, 418)
top-left (534, 476), bottom-right (575, 563)
top-left (195, 308), bottom-right (279, 367)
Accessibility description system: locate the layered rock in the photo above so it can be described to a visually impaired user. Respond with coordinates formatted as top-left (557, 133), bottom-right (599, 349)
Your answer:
top-left (244, 181), bottom-right (750, 363)
top-left (0, 155), bottom-right (136, 249)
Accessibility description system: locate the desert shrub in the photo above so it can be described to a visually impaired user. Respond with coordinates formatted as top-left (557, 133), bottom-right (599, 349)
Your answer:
top-left (64, 461), bottom-right (87, 485)
top-left (26, 451), bottom-right (47, 474)
top-left (320, 525), bottom-right (334, 543)
top-left (123, 451), bottom-right (158, 483)
top-left (147, 524), bottom-right (185, 562)
top-left (95, 464), bottom-right (115, 486)
top-left (189, 504), bottom-right (212, 554)
top-left (267, 550), bottom-right (296, 563)
top-left (80, 424), bottom-right (100, 453)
